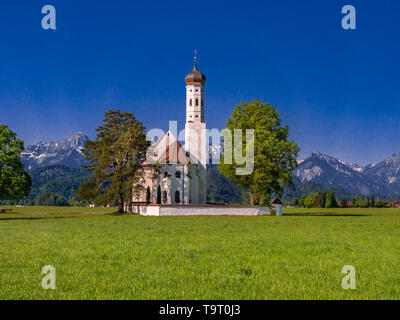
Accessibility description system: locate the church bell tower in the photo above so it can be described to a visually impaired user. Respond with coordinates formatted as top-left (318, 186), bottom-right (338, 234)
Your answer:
top-left (184, 52), bottom-right (207, 204)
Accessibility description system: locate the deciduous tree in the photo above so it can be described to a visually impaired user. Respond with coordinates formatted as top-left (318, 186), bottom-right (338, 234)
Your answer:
top-left (218, 99), bottom-right (299, 205)
top-left (325, 192), bottom-right (338, 208)
top-left (0, 125), bottom-right (31, 203)
top-left (340, 198), bottom-right (348, 208)
top-left (304, 193), bottom-right (316, 208)
top-left (299, 194), bottom-right (307, 207)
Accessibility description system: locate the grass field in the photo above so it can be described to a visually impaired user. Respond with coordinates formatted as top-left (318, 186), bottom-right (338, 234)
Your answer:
top-left (0, 206), bottom-right (399, 300)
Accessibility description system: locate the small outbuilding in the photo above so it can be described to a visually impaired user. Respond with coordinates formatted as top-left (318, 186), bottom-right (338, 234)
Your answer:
top-left (271, 197), bottom-right (283, 216)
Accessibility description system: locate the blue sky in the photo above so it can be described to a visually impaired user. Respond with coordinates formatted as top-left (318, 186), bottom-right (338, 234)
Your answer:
top-left (0, 0), bottom-right (399, 165)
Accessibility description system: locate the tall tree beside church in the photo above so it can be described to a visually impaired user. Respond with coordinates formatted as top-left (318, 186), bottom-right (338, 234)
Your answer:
top-left (77, 110), bottom-right (150, 213)
top-left (0, 125), bottom-right (32, 202)
top-left (218, 99), bottom-right (299, 205)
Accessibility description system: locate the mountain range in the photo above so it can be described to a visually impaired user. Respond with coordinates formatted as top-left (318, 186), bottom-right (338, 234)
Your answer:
top-left (293, 152), bottom-right (400, 198)
top-left (20, 133), bottom-right (400, 201)
top-left (21, 132), bottom-right (89, 170)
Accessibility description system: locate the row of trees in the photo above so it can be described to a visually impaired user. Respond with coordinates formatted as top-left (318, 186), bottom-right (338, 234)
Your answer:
top-left (287, 193), bottom-right (388, 208)
top-left (347, 196), bottom-right (386, 208)
top-left (0, 193), bottom-right (89, 207)
top-left (30, 193), bottom-right (69, 206)
top-left (287, 192), bottom-right (339, 208)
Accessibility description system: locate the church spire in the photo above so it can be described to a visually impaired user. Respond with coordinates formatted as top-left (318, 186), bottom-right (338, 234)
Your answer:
top-left (185, 50), bottom-right (206, 85)
top-left (193, 49), bottom-right (198, 71)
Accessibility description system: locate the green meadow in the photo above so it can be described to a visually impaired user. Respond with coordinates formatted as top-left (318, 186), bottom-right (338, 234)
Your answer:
top-left (0, 207), bottom-right (399, 300)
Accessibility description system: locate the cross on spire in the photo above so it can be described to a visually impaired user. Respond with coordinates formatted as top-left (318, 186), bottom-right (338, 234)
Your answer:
top-left (192, 49), bottom-right (199, 71)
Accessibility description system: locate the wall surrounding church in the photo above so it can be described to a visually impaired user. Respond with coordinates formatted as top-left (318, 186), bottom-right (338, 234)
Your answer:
top-left (133, 205), bottom-right (271, 216)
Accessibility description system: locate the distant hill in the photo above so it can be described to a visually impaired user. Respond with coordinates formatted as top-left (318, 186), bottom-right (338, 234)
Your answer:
top-left (28, 165), bottom-right (91, 201)
top-left (21, 132), bottom-right (89, 170)
top-left (206, 165), bottom-right (243, 204)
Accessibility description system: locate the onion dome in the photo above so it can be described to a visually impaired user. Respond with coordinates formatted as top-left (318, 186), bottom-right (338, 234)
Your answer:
top-left (185, 56), bottom-right (206, 85)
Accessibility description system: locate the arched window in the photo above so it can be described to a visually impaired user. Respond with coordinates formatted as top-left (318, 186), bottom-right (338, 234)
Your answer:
top-left (196, 99), bottom-right (199, 106)
top-left (175, 190), bottom-right (181, 204)
top-left (175, 171), bottom-right (182, 179)
top-left (162, 191), bottom-right (168, 204)
top-left (164, 171), bottom-right (169, 177)
top-left (190, 99), bottom-right (192, 106)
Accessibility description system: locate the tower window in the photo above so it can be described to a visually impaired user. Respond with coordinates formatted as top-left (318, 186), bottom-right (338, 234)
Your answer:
top-left (190, 99), bottom-right (192, 106)
top-left (175, 171), bottom-right (182, 179)
top-left (196, 99), bottom-right (199, 106)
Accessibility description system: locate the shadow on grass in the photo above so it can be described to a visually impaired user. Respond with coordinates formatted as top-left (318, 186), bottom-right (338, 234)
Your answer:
top-left (104, 212), bottom-right (138, 216)
top-left (285, 212), bottom-right (370, 217)
top-left (0, 216), bottom-right (79, 221)
top-left (0, 212), bottom-right (119, 221)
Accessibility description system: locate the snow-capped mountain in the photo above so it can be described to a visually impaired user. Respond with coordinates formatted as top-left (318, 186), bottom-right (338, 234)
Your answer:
top-left (337, 160), bottom-right (364, 173)
top-left (363, 153), bottom-right (400, 195)
top-left (21, 132), bottom-right (89, 170)
top-left (294, 151), bottom-right (400, 197)
top-left (293, 152), bottom-right (379, 195)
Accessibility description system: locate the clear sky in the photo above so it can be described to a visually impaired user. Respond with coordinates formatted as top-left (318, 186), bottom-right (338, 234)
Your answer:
top-left (0, 0), bottom-right (399, 165)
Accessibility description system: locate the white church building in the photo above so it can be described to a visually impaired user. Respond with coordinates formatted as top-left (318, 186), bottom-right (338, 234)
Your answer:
top-left (132, 57), bottom-right (207, 205)
top-left (130, 56), bottom-right (271, 216)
